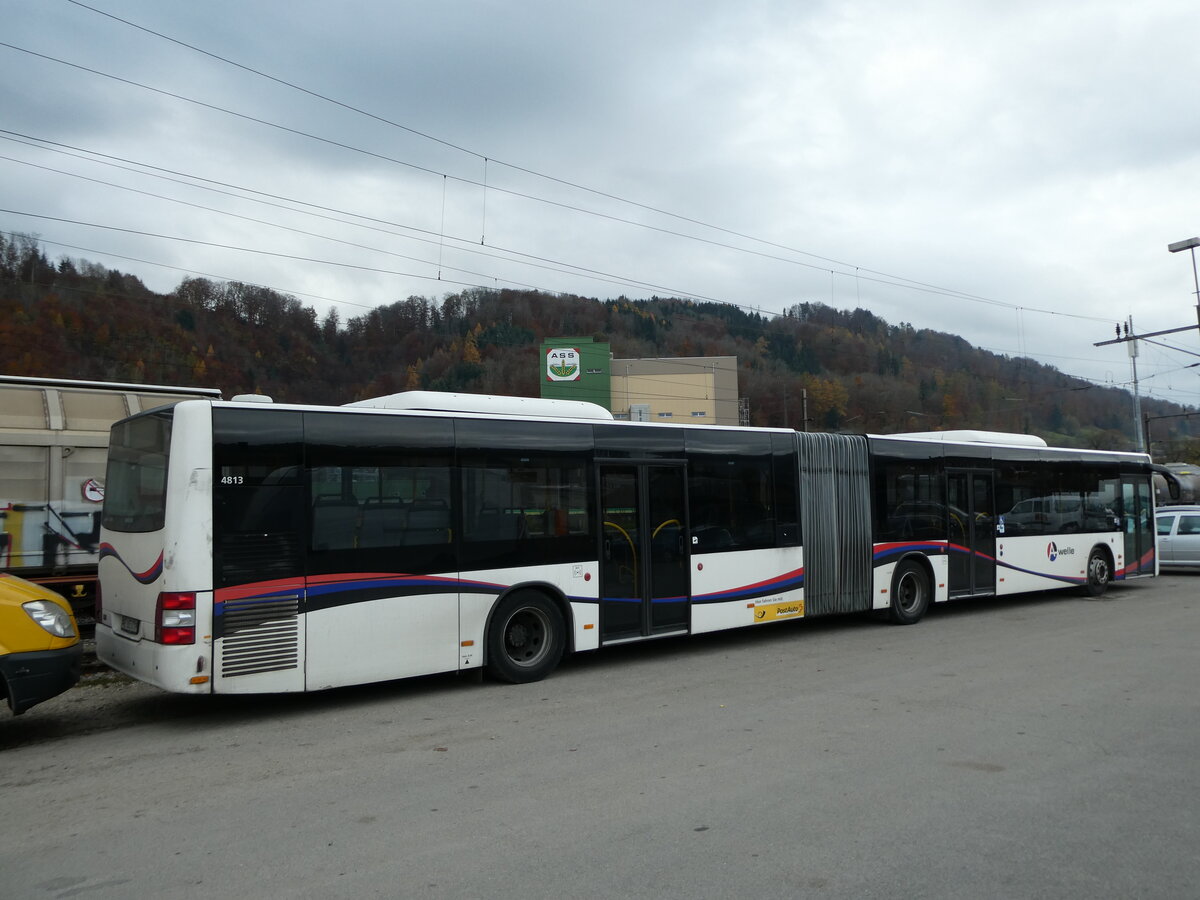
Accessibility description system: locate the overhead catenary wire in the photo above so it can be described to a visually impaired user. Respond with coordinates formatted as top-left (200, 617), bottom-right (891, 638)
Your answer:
top-left (0, 209), bottom-right (534, 292)
top-left (69, 0), bottom-right (1137, 331)
top-left (0, 41), bottom-right (1114, 326)
top-left (58, 1), bottom-right (985, 281)
top-left (9, 226), bottom-right (1196, 416)
top-left (0, 131), bottom-right (763, 308)
top-left (0, 126), bottom-right (1116, 332)
top-left (3, 223), bottom-right (1154, 406)
top-left (0, 175), bottom-right (1153, 401)
top-left (0, 154), bottom-right (551, 292)
top-left (5, 11), bottom-right (1188, 417)
top-left (4, 230), bottom-right (385, 314)
top-left (5, 218), bottom-right (1155, 413)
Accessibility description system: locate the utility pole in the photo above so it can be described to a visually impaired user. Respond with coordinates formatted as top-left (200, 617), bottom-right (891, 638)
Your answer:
top-left (1127, 317), bottom-right (1144, 452)
top-left (1093, 237), bottom-right (1200, 455)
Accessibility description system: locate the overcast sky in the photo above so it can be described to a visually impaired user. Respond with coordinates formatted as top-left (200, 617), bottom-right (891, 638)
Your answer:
top-left (4, 0), bottom-right (1200, 412)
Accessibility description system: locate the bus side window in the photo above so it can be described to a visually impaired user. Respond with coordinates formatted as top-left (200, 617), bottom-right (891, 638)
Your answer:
top-left (212, 408), bottom-right (305, 588)
top-left (302, 411), bottom-right (456, 577)
top-left (686, 429), bottom-right (778, 553)
top-left (772, 433), bottom-right (800, 546)
top-left (873, 457), bottom-right (943, 543)
top-left (459, 458), bottom-right (592, 570)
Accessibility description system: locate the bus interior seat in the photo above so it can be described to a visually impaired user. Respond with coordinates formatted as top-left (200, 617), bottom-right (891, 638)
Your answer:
top-left (311, 496), bottom-right (360, 550)
top-left (473, 507), bottom-right (523, 542)
top-left (359, 498), bottom-right (408, 548)
top-left (403, 504), bottom-right (451, 545)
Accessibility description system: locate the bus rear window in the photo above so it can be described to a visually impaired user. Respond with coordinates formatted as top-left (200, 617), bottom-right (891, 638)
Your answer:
top-left (103, 412), bottom-right (173, 533)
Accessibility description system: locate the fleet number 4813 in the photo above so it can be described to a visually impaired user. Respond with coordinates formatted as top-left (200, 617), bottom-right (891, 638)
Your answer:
top-left (220, 475), bottom-right (244, 485)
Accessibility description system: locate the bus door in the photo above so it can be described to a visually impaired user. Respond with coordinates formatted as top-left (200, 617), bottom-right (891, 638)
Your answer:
top-left (1122, 477), bottom-right (1153, 575)
top-left (947, 469), bottom-right (996, 597)
top-left (598, 462), bottom-right (689, 641)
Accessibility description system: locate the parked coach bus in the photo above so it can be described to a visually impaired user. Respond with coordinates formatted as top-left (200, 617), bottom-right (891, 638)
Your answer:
top-left (95, 391), bottom-right (1157, 693)
top-left (0, 375), bottom-right (221, 626)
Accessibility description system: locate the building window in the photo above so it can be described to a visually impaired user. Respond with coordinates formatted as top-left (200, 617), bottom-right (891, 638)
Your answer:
top-left (657, 412), bottom-right (673, 418)
top-left (690, 411), bottom-right (707, 417)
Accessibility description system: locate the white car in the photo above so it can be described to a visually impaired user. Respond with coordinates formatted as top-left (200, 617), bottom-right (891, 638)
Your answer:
top-left (1155, 506), bottom-right (1200, 569)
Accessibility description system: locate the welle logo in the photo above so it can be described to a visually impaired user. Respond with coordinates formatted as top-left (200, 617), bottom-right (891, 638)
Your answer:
top-left (1046, 541), bottom-right (1075, 562)
top-left (546, 347), bottom-right (581, 382)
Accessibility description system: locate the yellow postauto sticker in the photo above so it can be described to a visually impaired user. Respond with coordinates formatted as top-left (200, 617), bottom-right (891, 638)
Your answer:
top-left (753, 598), bottom-right (804, 623)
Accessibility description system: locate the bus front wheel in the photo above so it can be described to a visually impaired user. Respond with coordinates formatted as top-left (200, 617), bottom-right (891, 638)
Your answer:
top-left (486, 591), bottom-right (566, 683)
top-left (889, 560), bottom-right (930, 625)
top-left (1083, 548), bottom-right (1111, 598)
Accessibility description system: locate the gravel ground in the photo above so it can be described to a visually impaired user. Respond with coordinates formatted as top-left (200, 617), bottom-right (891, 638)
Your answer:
top-left (0, 667), bottom-right (166, 750)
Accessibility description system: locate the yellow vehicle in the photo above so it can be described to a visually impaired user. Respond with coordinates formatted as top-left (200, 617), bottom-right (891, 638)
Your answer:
top-left (0, 573), bottom-right (81, 715)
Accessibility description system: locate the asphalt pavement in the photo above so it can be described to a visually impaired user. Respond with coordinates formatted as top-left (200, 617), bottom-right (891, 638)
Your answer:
top-left (2, 573), bottom-right (1198, 899)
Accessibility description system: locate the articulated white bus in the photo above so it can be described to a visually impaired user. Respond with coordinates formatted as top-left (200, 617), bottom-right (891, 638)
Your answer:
top-left (96, 392), bottom-right (1157, 693)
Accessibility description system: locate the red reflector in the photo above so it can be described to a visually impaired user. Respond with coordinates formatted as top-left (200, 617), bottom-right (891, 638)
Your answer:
top-left (155, 591), bottom-right (197, 645)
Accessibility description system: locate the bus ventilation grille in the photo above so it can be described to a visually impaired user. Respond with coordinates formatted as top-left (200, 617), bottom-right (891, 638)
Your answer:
top-left (219, 594), bottom-right (300, 677)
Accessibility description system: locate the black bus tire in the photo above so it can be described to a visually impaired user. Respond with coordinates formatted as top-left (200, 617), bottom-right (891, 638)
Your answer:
top-left (889, 559), bottom-right (930, 625)
top-left (1083, 547), bottom-right (1111, 598)
top-left (485, 591), bottom-right (566, 683)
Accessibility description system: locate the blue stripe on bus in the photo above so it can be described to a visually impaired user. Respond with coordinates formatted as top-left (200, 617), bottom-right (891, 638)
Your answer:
top-left (872, 541), bottom-right (945, 563)
top-left (994, 560), bottom-right (1086, 585)
top-left (214, 569), bottom-right (808, 618)
top-left (869, 538), bottom-right (1150, 586)
top-left (949, 543), bottom-right (1087, 585)
top-left (214, 573), bottom-right (598, 617)
top-left (306, 575), bottom-right (467, 597)
top-left (1118, 548), bottom-right (1156, 577)
top-left (98, 543), bottom-right (164, 585)
top-left (691, 568), bottom-right (804, 604)
top-left (601, 595), bottom-right (689, 603)
top-left (946, 543), bottom-right (998, 564)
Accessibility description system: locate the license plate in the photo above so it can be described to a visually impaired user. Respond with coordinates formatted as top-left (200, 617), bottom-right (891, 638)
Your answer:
top-left (120, 615), bottom-right (140, 635)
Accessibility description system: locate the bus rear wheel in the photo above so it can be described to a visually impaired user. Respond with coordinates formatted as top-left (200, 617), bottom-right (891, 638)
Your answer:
top-left (486, 591), bottom-right (565, 683)
top-left (1083, 548), bottom-right (1111, 597)
top-left (889, 560), bottom-right (930, 625)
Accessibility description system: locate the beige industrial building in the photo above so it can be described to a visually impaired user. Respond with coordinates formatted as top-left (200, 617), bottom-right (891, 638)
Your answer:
top-left (610, 356), bottom-right (740, 426)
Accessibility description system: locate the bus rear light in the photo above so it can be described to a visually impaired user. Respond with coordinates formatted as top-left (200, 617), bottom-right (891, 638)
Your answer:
top-left (155, 591), bottom-right (196, 645)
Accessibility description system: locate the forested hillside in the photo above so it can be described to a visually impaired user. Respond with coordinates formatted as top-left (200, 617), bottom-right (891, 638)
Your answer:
top-left (2, 232), bottom-right (1195, 454)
